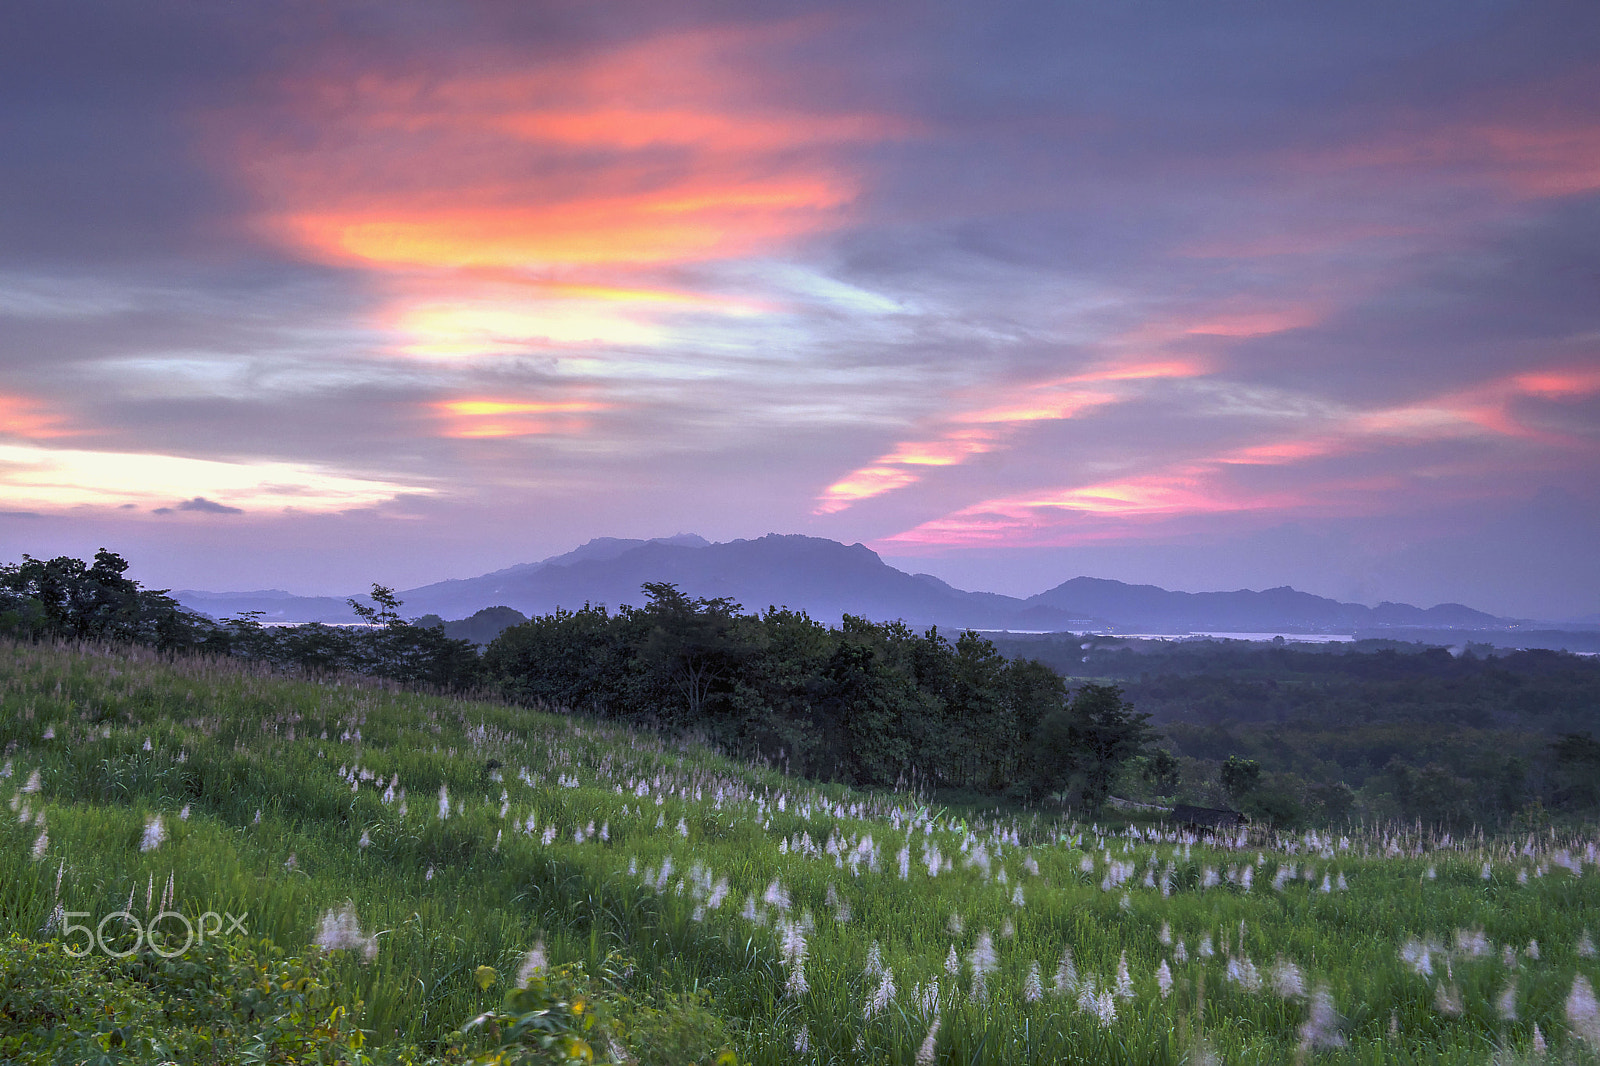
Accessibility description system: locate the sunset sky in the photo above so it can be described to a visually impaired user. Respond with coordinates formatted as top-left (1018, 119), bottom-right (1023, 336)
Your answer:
top-left (2, 2), bottom-right (1598, 619)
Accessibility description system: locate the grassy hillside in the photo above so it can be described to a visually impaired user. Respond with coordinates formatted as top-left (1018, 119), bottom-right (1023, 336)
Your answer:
top-left (2, 641), bottom-right (1598, 1064)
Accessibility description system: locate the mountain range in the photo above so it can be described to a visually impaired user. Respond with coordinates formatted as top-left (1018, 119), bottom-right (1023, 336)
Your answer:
top-left (172, 532), bottom-right (1532, 638)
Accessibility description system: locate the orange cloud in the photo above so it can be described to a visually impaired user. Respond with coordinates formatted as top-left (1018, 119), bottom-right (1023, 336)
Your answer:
top-left (1279, 76), bottom-right (1600, 201)
top-left (1215, 362), bottom-right (1600, 469)
top-left (812, 358), bottom-right (1208, 514)
top-left (235, 27), bottom-right (899, 274)
top-left (1365, 363), bottom-right (1600, 446)
top-left (1117, 304), bottom-right (1327, 348)
top-left (880, 429), bottom-right (1000, 467)
top-left (954, 387), bottom-right (1116, 426)
top-left (220, 24), bottom-right (907, 362)
top-left (1012, 476), bottom-right (1241, 517)
top-left (1178, 221), bottom-right (1424, 260)
top-left (815, 466), bottom-right (924, 515)
top-left (0, 442), bottom-right (431, 513)
top-left (283, 178), bottom-right (851, 272)
top-left (492, 107), bottom-right (893, 153)
top-left (1512, 367), bottom-right (1600, 399)
top-left (1181, 308), bottom-right (1325, 338)
top-left (1071, 359), bottom-right (1212, 382)
top-left (1220, 437), bottom-right (1344, 466)
top-left (379, 272), bottom-right (769, 357)
top-left (1356, 122), bottom-right (1600, 198)
top-left (395, 297), bottom-right (664, 354)
top-left (431, 398), bottom-right (610, 439)
top-left (879, 468), bottom-right (1403, 550)
top-left (451, 274), bottom-right (766, 311)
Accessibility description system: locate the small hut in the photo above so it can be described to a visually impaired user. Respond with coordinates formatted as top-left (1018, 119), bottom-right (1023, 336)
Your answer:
top-left (1171, 804), bottom-right (1245, 832)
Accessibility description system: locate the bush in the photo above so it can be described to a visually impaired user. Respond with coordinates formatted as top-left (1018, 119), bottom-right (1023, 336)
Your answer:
top-left (0, 933), bottom-right (731, 1066)
top-left (0, 933), bottom-right (372, 1065)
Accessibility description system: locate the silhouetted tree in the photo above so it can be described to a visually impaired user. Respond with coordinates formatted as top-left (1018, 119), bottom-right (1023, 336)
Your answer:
top-left (0, 549), bottom-right (206, 648)
top-left (636, 582), bottom-right (753, 722)
top-left (1033, 683), bottom-right (1157, 811)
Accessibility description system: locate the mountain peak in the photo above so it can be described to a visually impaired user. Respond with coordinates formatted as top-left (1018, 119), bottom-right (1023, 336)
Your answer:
top-left (170, 533), bottom-right (1521, 640)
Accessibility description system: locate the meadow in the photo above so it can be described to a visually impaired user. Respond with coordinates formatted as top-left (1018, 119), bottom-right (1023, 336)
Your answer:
top-left (2, 639), bottom-right (1598, 1064)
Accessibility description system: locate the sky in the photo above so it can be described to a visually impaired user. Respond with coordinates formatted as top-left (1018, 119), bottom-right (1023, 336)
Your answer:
top-left (2, 1), bottom-right (1598, 620)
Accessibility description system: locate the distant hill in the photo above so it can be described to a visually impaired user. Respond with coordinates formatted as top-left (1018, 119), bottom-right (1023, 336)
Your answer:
top-left (175, 532), bottom-right (1536, 641)
top-left (1024, 577), bottom-right (1503, 633)
top-left (412, 606), bottom-right (529, 646)
top-left (391, 533), bottom-right (1064, 631)
top-left (168, 588), bottom-right (359, 625)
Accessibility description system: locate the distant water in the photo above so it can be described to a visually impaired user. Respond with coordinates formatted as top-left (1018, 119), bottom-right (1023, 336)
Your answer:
top-left (1115, 632), bottom-right (1356, 643)
top-left (977, 630), bottom-right (1356, 643)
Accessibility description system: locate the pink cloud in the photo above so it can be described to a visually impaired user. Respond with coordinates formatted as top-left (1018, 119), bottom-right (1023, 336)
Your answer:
top-left (0, 394), bottom-right (75, 441)
top-left (811, 358), bottom-right (1210, 514)
top-left (879, 360), bottom-right (1600, 550)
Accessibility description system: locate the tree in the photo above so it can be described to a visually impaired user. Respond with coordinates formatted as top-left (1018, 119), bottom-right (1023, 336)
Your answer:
top-left (1549, 732), bottom-right (1600, 810)
top-left (1034, 683), bottom-right (1158, 811)
top-left (347, 585), bottom-right (481, 690)
top-left (1240, 774), bottom-right (1305, 830)
top-left (1220, 755), bottom-right (1262, 802)
top-left (484, 604), bottom-right (632, 712)
top-left (820, 639), bottom-right (916, 786)
top-left (1143, 748), bottom-right (1182, 795)
top-left (0, 549), bottom-right (208, 648)
top-left (636, 582), bottom-right (752, 722)
top-left (1308, 780), bottom-right (1355, 823)
top-left (949, 630), bottom-right (1013, 790)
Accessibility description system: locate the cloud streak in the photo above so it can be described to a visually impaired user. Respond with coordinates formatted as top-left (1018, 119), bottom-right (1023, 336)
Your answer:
top-left (0, 443), bottom-right (433, 514)
top-left (883, 362), bottom-right (1600, 549)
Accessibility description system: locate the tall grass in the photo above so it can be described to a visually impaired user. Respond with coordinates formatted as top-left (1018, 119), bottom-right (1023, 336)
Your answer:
top-left (1, 639), bottom-right (1597, 1064)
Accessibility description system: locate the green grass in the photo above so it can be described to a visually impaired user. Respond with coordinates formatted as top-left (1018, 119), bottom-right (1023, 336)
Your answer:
top-left (1, 639), bottom-right (1598, 1064)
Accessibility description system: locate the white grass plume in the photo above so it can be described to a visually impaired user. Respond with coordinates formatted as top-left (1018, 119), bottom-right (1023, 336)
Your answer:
top-left (1299, 983), bottom-right (1345, 1050)
top-left (517, 941), bottom-right (547, 986)
top-left (1569, 974), bottom-right (1600, 1047)
top-left (140, 815), bottom-right (165, 853)
top-left (916, 1019), bottom-right (940, 1066)
top-left (314, 901), bottom-right (378, 963)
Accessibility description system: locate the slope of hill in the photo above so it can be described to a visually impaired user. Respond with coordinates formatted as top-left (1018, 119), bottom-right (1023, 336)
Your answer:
top-left (3, 642), bottom-right (1596, 1064)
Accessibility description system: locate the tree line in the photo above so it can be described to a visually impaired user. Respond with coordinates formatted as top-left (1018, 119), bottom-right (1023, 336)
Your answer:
top-left (11, 549), bottom-right (1597, 828)
top-left (482, 582), bottom-right (1156, 805)
top-left (0, 551), bottom-right (478, 689)
top-left (0, 552), bottom-right (1157, 810)
top-left (993, 632), bottom-right (1600, 828)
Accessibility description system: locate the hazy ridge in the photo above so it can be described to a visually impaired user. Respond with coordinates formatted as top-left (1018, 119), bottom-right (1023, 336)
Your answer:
top-left (170, 533), bottom-right (1599, 650)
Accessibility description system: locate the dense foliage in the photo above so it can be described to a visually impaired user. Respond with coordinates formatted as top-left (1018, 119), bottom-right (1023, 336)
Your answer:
top-left (0, 933), bottom-right (375, 1064)
top-left (0, 550), bottom-right (201, 650)
top-left (0, 930), bottom-right (691, 1065)
top-left (482, 583), bottom-right (1154, 806)
top-left (994, 634), bottom-right (1600, 828)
